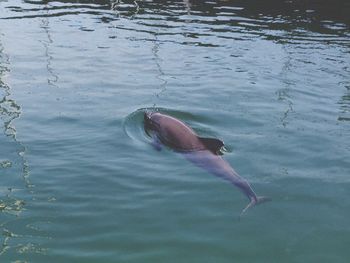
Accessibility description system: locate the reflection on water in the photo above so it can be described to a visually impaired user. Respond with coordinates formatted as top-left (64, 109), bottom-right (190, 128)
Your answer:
top-left (0, 44), bottom-right (32, 189)
top-left (111, 0), bottom-right (141, 17)
top-left (152, 33), bottom-right (167, 105)
top-left (0, 53), bottom-right (20, 137)
top-left (0, 35), bottom-right (36, 259)
top-left (338, 86), bottom-right (350, 122)
top-left (276, 44), bottom-right (295, 128)
top-left (3, 1), bottom-right (349, 41)
top-left (40, 3), bottom-right (59, 88)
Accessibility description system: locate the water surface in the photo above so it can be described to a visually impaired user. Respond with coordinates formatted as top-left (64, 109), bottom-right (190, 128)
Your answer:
top-left (0, 0), bottom-right (350, 262)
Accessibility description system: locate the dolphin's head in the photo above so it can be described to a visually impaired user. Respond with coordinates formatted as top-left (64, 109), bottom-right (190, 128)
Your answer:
top-left (144, 111), bottom-right (160, 133)
top-left (144, 111), bottom-right (152, 123)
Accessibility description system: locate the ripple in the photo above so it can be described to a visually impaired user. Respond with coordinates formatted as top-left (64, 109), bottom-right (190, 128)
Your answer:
top-left (122, 108), bottom-right (149, 145)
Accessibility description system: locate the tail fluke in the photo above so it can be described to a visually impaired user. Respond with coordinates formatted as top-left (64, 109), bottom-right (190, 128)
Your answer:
top-left (239, 196), bottom-right (271, 219)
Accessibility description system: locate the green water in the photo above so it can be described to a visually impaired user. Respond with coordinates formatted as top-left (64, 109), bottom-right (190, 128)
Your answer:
top-left (1, 0), bottom-right (349, 262)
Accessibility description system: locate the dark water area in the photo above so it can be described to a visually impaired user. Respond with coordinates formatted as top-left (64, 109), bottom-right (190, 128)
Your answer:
top-left (1, 0), bottom-right (350, 262)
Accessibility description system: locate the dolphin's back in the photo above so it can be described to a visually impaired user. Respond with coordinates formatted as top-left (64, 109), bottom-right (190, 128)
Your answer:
top-left (151, 113), bottom-right (205, 152)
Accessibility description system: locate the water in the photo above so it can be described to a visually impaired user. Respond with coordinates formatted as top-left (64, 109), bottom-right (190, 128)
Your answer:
top-left (0, 0), bottom-right (349, 262)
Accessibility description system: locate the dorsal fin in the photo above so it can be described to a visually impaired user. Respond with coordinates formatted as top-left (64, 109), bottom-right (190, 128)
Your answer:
top-left (198, 137), bottom-right (225, 155)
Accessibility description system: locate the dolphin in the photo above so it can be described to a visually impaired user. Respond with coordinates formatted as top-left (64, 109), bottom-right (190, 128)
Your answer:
top-left (144, 111), bottom-right (270, 216)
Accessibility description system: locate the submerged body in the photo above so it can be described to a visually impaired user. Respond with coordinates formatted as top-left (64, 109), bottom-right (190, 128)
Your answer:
top-left (144, 111), bottom-right (269, 215)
